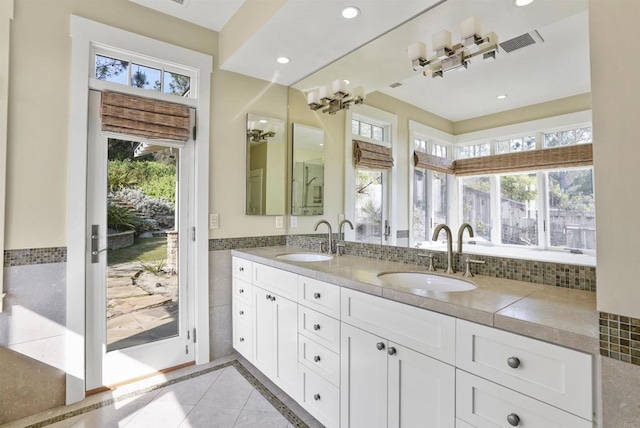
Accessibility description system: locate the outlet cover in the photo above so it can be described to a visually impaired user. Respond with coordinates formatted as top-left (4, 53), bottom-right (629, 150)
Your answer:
top-left (291, 216), bottom-right (298, 228)
top-left (275, 216), bottom-right (284, 229)
top-left (210, 213), bottom-right (219, 229)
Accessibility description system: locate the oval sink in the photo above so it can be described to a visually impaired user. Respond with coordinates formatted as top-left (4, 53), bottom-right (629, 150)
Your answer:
top-left (276, 253), bottom-right (333, 262)
top-left (377, 271), bottom-right (476, 292)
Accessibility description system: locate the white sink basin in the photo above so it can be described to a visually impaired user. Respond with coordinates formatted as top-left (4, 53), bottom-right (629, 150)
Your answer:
top-left (377, 271), bottom-right (476, 292)
top-left (276, 253), bottom-right (333, 262)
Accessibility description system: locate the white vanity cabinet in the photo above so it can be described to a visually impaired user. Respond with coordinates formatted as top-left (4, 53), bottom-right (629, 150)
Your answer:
top-left (232, 258), bottom-right (253, 363)
top-left (340, 289), bottom-right (456, 428)
top-left (250, 263), bottom-right (299, 400)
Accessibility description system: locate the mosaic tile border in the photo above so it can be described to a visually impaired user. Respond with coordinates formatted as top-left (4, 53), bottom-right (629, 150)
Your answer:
top-left (287, 234), bottom-right (596, 292)
top-left (3, 247), bottom-right (67, 267)
top-left (599, 312), bottom-right (640, 367)
top-left (24, 360), bottom-right (308, 428)
top-left (209, 235), bottom-right (287, 251)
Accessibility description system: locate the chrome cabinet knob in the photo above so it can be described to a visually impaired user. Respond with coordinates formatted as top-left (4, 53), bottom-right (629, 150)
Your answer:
top-left (266, 294), bottom-right (271, 300)
top-left (313, 393), bottom-right (321, 401)
top-left (239, 289), bottom-right (244, 294)
top-left (313, 292), bottom-right (321, 299)
top-left (313, 355), bottom-right (321, 363)
top-left (507, 357), bottom-right (521, 369)
top-left (376, 342), bottom-right (385, 351)
top-left (387, 347), bottom-right (397, 356)
top-left (272, 296), bottom-right (276, 302)
top-left (313, 324), bottom-right (321, 331)
top-left (239, 310), bottom-right (244, 315)
top-left (239, 267), bottom-right (244, 272)
top-left (507, 413), bottom-right (520, 426)
top-left (239, 337), bottom-right (244, 342)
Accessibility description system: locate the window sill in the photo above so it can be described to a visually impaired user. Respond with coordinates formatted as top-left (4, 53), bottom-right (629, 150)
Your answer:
top-left (421, 242), bottom-right (596, 267)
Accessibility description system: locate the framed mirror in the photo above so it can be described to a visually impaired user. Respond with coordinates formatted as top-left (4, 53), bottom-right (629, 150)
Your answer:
top-left (291, 123), bottom-right (325, 216)
top-left (246, 114), bottom-right (286, 215)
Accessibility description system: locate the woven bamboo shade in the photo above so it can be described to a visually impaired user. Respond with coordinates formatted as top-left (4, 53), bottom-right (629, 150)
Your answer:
top-left (413, 151), bottom-right (455, 174)
top-left (101, 91), bottom-right (191, 141)
top-left (454, 144), bottom-right (593, 176)
top-left (354, 140), bottom-right (394, 170)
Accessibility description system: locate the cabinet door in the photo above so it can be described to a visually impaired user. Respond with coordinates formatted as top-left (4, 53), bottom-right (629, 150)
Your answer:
top-left (273, 293), bottom-right (299, 400)
top-left (253, 286), bottom-right (275, 374)
top-left (387, 342), bottom-right (455, 428)
top-left (341, 323), bottom-right (388, 428)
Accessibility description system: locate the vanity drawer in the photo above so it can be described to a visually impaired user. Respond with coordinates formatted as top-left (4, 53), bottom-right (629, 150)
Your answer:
top-left (298, 334), bottom-right (340, 387)
top-left (456, 319), bottom-right (592, 420)
top-left (233, 298), bottom-right (252, 324)
top-left (341, 288), bottom-right (456, 364)
top-left (299, 306), bottom-right (341, 353)
top-left (299, 365), bottom-right (340, 428)
top-left (456, 370), bottom-right (591, 428)
top-left (253, 263), bottom-right (298, 301)
top-left (232, 257), bottom-right (253, 283)
top-left (233, 318), bottom-right (253, 362)
top-left (233, 278), bottom-right (252, 305)
top-left (298, 276), bottom-right (341, 319)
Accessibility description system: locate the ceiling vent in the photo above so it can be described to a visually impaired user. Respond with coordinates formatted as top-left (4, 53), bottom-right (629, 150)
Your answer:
top-left (500, 30), bottom-right (544, 53)
top-left (389, 82), bottom-right (403, 89)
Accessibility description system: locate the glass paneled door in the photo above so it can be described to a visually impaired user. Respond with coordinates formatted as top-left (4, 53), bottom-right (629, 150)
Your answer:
top-left (85, 90), bottom-right (195, 389)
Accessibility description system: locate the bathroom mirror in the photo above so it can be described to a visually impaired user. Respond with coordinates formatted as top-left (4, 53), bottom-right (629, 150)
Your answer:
top-left (246, 114), bottom-right (286, 215)
top-left (291, 123), bottom-right (325, 216)
top-left (291, 0), bottom-right (591, 246)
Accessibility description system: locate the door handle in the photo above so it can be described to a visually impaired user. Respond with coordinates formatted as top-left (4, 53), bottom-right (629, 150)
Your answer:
top-left (90, 224), bottom-right (109, 263)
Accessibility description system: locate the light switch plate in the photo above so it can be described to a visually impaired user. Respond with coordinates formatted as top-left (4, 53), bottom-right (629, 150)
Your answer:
top-left (290, 216), bottom-right (298, 228)
top-left (210, 213), bottom-right (219, 229)
top-left (275, 216), bottom-right (284, 229)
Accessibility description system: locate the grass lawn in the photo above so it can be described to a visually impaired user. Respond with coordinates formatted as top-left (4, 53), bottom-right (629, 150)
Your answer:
top-left (108, 236), bottom-right (167, 266)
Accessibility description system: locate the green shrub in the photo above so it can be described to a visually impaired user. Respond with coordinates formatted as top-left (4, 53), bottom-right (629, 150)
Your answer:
top-left (108, 160), bottom-right (176, 202)
top-left (107, 204), bottom-right (141, 232)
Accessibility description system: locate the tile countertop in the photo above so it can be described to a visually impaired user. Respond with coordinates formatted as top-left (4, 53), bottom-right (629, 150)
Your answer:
top-left (231, 246), bottom-right (599, 354)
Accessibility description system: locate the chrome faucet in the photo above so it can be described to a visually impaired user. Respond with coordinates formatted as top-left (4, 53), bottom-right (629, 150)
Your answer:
top-left (314, 219), bottom-right (334, 254)
top-left (432, 224), bottom-right (455, 274)
top-left (336, 219), bottom-right (354, 256)
top-left (457, 223), bottom-right (475, 254)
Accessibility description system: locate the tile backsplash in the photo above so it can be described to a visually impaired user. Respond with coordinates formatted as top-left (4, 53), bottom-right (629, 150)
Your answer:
top-left (3, 247), bottom-right (67, 267)
top-left (599, 312), bottom-right (640, 366)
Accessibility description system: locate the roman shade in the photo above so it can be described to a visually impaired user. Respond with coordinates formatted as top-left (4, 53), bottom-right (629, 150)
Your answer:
top-left (354, 140), bottom-right (394, 170)
top-left (414, 144), bottom-right (593, 176)
top-left (413, 150), bottom-right (455, 174)
top-left (100, 91), bottom-right (191, 142)
top-left (454, 143), bottom-right (593, 176)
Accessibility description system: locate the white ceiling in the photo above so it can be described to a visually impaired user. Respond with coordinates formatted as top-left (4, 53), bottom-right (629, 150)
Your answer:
top-left (129, 0), bottom-right (591, 122)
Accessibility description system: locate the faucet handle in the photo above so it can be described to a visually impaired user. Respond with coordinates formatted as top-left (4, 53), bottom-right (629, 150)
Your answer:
top-left (417, 252), bottom-right (436, 272)
top-left (463, 257), bottom-right (485, 277)
top-left (317, 240), bottom-right (326, 254)
top-left (336, 242), bottom-right (346, 256)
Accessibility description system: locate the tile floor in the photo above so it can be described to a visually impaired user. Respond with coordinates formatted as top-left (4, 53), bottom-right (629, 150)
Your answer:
top-left (1, 355), bottom-right (323, 428)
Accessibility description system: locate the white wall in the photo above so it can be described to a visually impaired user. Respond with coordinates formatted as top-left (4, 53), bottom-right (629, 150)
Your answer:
top-left (590, 0), bottom-right (640, 319)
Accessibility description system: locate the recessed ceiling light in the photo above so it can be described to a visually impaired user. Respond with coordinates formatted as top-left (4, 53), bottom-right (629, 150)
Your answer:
top-left (497, 94), bottom-right (508, 100)
top-left (342, 6), bottom-right (360, 19)
top-left (276, 57), bottom-right (290, 64)
top-left (513, 0), bottom-right (534, 6)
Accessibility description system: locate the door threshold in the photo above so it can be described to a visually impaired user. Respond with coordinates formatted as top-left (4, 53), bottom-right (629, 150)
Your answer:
top-left (86, 361), bottom-right (195, 396)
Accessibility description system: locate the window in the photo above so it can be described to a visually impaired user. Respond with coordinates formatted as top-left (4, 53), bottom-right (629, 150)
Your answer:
top-left (458, 143), bottom-right (490, 159)
top-left (461, 176), bottom-right (492, 242)
top-left (353, 119), bottom-right (384, 142)
top-left (543, 126), bottom-right (592, 148)
top-left (496, 136), bottom-right (536, 154)
top-left (413, 138), bottom-right (450, 247)
top-left (500, 173), bottom-right (538, 246)
top-left (547, 169), bottom-right (595, 250)
top-left (95, 53), bottom-right (192, 97)
top-left (355, 170), bottom-right (383, 243)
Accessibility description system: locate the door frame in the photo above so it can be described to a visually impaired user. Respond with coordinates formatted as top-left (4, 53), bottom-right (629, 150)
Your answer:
top-left (68, 16), bottom-right (212, 404)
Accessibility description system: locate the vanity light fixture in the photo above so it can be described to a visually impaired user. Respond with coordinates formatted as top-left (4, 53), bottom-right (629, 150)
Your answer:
top-left (276, 56), bottom-right (290, 64)
top-left (408, 16), bottom-right (499, 78)
top-left (307, 79), bottom-right (366, 114)
top-left (247, 122), bottom-right (276, 143)
top-left (342, 6), bottom-right (360, 19)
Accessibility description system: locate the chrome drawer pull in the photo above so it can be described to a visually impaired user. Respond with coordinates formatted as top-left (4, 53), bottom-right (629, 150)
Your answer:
top-left (266, 294), bottom-right (272, 300)
top-left (507, 413), bottom-right (520, 426)
top-left (313, 292), bottom-right (321, 299)
top-left (376, 342), bottom-right (385, 351)
top-left (313, 324), bottom-right (321, 331)
top-left (239, 337), bottom-right (244, 342)
top-left (314, 355), bottom-right (321, 363)
top-left (239, 267), bottom-right (244, 272)
top-left (387, 347), bottom-right (397, 356)
top-left (313, 393), bottom-right (321, 401)
top-left (239, 310), bottom-right (244, 315)
top-left (239, 289), bottom-right (244, 294)
top-left (507, 357), bottom-right (521, 369)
